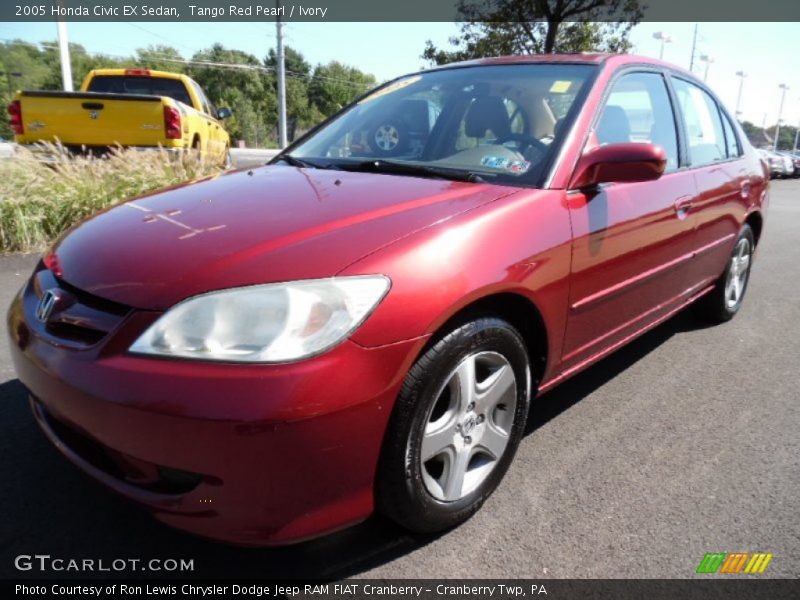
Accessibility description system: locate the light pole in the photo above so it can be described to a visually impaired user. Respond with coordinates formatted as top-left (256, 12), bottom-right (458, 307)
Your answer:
top-left (652, 31), bottom-right (673, 60)
top-left (699, 54), bottom-right (714, 82)
top-left (56, 1), bottom-right (73, 92)
top-left (275, 0), bottom-right (287, 149)
top-left (774, 83), bottom-right (789, 151)
top-left (735, 71), bottom-right (746, 119)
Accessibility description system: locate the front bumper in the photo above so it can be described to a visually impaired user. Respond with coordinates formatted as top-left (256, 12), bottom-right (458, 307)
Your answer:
top-left (7, 273), bottom-right (424, 545)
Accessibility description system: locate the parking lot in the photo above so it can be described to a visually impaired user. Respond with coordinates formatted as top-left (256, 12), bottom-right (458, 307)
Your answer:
top-left (0, 180), bottom-right (798, 579)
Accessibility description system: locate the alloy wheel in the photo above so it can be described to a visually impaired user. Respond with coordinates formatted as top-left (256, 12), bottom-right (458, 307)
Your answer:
top-left (725, 237), bottom-right (752, 309)
top-left (374, 124), bottom-right (400, 151)
top-left (420, 351), bottom-right (517, 502)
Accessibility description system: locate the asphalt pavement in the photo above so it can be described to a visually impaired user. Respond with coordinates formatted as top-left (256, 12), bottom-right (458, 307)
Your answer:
top-left (0, 181), bottom-right (798, 579)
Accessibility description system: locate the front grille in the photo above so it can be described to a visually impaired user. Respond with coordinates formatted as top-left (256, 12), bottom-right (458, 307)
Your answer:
top-left (32, 263), bottom-right (132, 347)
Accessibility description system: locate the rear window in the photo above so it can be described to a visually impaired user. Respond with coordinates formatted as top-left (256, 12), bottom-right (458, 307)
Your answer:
top-left (87, 76), bottom-right (193, 107)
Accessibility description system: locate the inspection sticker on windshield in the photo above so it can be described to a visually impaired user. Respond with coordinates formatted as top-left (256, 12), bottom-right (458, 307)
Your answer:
top-left (480, 156), bottom-right (531, 174)
top-left (550, 80), bottom-right (572, 93)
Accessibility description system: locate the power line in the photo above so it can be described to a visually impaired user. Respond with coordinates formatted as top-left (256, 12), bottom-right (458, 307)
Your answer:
top-left (0, 38), bottom-right (376, 89)
top-left (123, 22), bottom-right (200, 55)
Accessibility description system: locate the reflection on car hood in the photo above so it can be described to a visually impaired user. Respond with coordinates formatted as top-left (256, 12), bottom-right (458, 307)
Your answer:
top-left (50, 165), bottom-right (520, 310)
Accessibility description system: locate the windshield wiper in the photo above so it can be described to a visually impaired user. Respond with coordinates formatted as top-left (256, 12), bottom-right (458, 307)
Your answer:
top-left (276, 154), bottom-right (325, 169)
top-left (335, 159), bottom-right (491, 183)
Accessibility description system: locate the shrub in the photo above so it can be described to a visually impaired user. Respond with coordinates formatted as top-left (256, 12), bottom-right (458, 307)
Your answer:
top-left (0, 144), bottom-right (222, 253)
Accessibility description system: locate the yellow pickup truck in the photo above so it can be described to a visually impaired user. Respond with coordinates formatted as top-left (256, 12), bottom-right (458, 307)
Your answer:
top-left (8, 68), bottom-right (232, 165)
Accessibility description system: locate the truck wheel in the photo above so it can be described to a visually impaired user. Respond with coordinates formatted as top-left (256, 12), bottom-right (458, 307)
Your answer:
top-left (370, 119), bottom-right (408, 157)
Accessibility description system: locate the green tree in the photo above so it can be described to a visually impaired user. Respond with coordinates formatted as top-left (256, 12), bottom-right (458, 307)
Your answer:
top-left (308, 61), bottom-right (376, 116)
top-left (766, 125), bottom-right (798, 152)
top-left (740, 120), bottom-right (767, 147)
top-left (38, 42), bottom-right (126, 89)
top-left (423, 0), bottom-right (643, 65)
top-left (0, 40), bottom-right (53, 137)
top-left (135, 45), bottom-right (186, 72)
top-left (188, 44), bottom-right (277, 146)
top-left (264, 46), bottom-right (320, 135)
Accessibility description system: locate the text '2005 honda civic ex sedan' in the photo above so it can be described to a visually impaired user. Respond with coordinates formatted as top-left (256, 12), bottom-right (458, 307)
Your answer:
top-left (8, 53), bottom-right (768, 545)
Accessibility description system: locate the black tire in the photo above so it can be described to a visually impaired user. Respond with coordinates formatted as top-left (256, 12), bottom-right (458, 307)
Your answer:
top-left (696, 223), bottom-right (755, 323)
top-left (376, 317), bottom-right (531, 533)
top-left (370, 119), bottom-right (408, 157)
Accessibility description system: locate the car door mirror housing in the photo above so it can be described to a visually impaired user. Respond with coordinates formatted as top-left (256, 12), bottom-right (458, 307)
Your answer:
top-left (570, 143), bottom-right (667, 190)
top-left (216, 107), bottom-right (233, 120)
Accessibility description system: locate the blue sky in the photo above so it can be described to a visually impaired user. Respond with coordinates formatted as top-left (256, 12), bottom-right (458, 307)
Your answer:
top-left (3, 21), bottom-right (799, 126)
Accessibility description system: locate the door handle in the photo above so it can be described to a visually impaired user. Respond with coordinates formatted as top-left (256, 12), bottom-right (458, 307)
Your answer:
top-left (740, 179), bottom-right (751, 199)
top-left (674, 196), bottom-right (693, 219)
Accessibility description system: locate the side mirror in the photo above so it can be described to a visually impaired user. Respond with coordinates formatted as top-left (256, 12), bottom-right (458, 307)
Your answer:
top-left (570, 142), bottom-right (667, 190)
top-left (216, 107), bottom-right (233, 120)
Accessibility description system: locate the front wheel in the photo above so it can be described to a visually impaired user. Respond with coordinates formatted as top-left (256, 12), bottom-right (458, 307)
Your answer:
top-left (696, 223), bottom-right (755, 323)
top-left (376, 317), bottom-right (531, 533)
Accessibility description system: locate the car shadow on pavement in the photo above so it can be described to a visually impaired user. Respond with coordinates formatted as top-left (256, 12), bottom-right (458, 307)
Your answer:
top-left (0, 308), bottom-right (709, 580)
top-left (525, 307), bottom-right (712, 436)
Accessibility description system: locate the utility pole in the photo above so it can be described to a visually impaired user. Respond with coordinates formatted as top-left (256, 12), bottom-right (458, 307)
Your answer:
top-left (275, 0), bottom-right (288, 149)
top-left (689, 23), bottom-right (698, 73)
top-left (774, 83), bottom-right (789, 151)
top-left (735, 71), bottom-right (746, 119)
top-left (56, 1), bottom-right (73, 91)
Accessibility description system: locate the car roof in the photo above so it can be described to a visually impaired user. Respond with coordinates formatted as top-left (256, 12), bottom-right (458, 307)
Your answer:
top-left (427, 53), bottom-right (693, 76)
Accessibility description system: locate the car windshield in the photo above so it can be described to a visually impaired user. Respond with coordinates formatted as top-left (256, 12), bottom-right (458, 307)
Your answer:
top-left (288, 63), bottom-right (596, 186)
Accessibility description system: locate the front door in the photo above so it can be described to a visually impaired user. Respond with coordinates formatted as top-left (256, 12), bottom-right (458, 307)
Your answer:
top-left (561, 70), bottom-right (698, 373)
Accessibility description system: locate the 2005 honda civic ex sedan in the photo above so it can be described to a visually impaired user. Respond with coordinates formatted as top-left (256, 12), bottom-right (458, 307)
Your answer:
top-left (8, 54), bottom-right (768, 545)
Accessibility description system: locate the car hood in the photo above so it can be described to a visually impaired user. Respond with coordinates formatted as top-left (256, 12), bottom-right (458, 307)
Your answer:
top-left (50, 165), bottom-right (519, 310)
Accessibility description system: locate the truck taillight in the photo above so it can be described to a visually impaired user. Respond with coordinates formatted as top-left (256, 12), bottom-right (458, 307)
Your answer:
top-left (164, 106), bottom-right (181, 139)
top-left (124, 69), bottom-right (151, 77)
top-left (8, 100), bottom-right (22, 135)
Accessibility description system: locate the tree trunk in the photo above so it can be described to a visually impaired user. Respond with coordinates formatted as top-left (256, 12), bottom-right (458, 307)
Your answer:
top-left (544, 19), bottom-right (559, 53)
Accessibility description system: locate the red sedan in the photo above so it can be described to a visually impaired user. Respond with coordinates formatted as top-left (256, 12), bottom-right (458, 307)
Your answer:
top-left (7, 54), bottom-right (768, 545)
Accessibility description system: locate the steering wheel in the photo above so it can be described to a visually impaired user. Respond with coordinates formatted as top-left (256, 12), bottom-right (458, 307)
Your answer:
top-left (496, 133), bottom-right (548, 153)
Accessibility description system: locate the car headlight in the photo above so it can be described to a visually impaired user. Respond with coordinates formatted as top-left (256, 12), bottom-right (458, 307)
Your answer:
top-left (129, 275), bottom-right (390, 362)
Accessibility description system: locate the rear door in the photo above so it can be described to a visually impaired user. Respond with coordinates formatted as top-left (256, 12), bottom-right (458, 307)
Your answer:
top-left (561, 69), bottom-right (698, 372)
top-left (669, 76), bottom-right (751, 286)
top-left (188, 79), bottom-right (223, 156)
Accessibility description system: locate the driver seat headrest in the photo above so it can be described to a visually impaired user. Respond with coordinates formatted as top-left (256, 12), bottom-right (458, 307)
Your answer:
top-left (464, 97), bottom-right (511, 139)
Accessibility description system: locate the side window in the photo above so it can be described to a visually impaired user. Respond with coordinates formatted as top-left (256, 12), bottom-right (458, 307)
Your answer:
top-left (189, 80), bottom-right (212, 115)
top-left (719, 109), bottom-right (741, 158)
top-left (596, 72), bottom-right (679, 171)
top-left (672, 78), bottom-right (726, 166)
